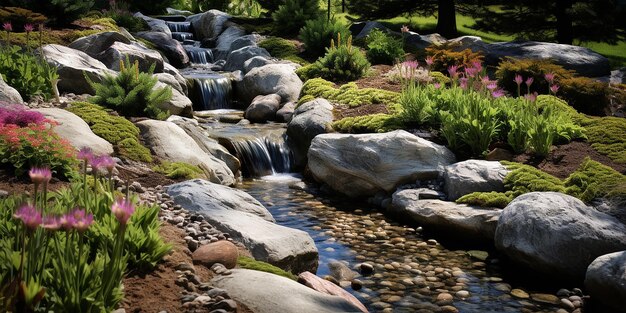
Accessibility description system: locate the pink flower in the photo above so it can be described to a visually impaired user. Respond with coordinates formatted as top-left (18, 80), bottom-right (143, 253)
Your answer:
top-left (514, 74), bottom-right (523, 86)
top-left (111, 198), bottom-right (135, 225)
top-left (550, 84), bottom-right (560, 94)
top-left (524, 92), bottom-right (538, 102)
top-left (68, 209), bottom-right (93, 233)
top-left (465, 67), bottom-right (477, 78)
top-left (433, 83), bottom-right (441, 89)
top-left (29, 167), bottom-right (51, 185)
top-left (491, 89), bottom-right (505, 98)
top-left (459, 77), bottom-right (468, 89)
top-left (525, 77), bottom-right (534, 88)
top-left (401, 25), bottom-right (410, 33)
top-left (97, 155), bottom-right (116, 173)
top-left (481, 76), bottom-right (490, 85)
top-left (77, 147), bottom-right (93, 162)
top-left (425, 56), bottom-right (434, 66)
top-left (471, 61), bottom-right (483, 72)
top-left (486, 82), bottom-right (498, 90)
top-left (448, 65), bottom-right (459, 78)
top-left (545, 72), bottom-right (555, 84)
top-left (3, 22), bottom-right (12, 32)
top-left (24, 24), bottom-right (34, 33)
top-left (42, 215), bottom-right (62, 231)
top-left (14, 205), bottom-right (42, 230)
top-left (403, 60), bottom-right (418, 69)
top-left (58, 214), bottom-right (73, 231)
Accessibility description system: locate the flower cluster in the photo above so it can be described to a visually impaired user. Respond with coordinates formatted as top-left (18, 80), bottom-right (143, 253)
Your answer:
top-left (0, 104), bottom-right (47, 127)
top-left (387, 60), bottom-right (432, 84)
top-left (77, 147), bottom-right (117, 175)
top-left (513, 72), bottom-right (559, 99)
top-left (444, 60), bottom-right (506, 98)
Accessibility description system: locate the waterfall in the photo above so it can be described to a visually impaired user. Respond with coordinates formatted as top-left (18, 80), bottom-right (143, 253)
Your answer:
top-left (172, 32), bottom-right (194, 42)
top-left (229, 135), bottom-right (293, 177)
top-left (184, 46), bottom-right (213, 64)
top-left (187, 73), bottom-right (232, 110)
top-left (166, 21), bottom-right (191, 33)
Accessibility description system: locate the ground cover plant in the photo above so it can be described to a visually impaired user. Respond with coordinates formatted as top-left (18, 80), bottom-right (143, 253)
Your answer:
top-left (0, 149), bottom-right (170, 312)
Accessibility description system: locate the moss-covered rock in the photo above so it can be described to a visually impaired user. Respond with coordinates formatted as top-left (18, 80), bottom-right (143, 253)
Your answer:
top-left (300, 78), bottom-right (400, 109)
top-left (237, 256), bottom-right (297, 280)
top-left (332, 113), bottom-right (403, 133)
top-left (258, 37), bottom-right (308, 65)
top-left (565, 158), bottom-right (626, 203)
top-left (153, 161), bottom-right (203, 179)
top-left (67, 102), bottom-right (152, 162)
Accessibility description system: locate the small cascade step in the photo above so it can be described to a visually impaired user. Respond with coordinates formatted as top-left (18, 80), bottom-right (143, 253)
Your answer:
top-left (184, 46), bottom-right (214, 64)
top-left (186, 73), bottom-right (232, 110)
top-left (172, 32), bottom-right (194, 42)
top-left (166, 21), bottom-right (192, 33)
top-left (226, 134), bottom-right (292, 177)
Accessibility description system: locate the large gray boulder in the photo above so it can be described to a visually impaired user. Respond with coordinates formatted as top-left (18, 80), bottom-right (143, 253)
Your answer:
top-left (276, 102), bottom-right (296, 123)
top-left (155, 73), bottom-right (185, 95)
top-left (223, 46), bottom-right (271, 72)
top-left (244, 94), bottom-right (281, 123)
top-left (585, 251), bottom-right (626, 312)
top-left (0, 75), bottom-right (23, 104)
top-left (391, 190), bottom-right (501, 241)
top-left (137, 120), bottom-right (235, 186)
top-left (187, 9), bottom-right (231, 40)
top-left (286, 98), bottom-right (334, 168)
top-left (41, 44), bottom-right (115, 95)
top-left (97, 42), bottom-right (165, 73)
top-left (443, 160), bottom-right (509, 201)
top-left (212, 269), bottom-right (364, 313)
top-left (166, 179), bottom-right (272, 221)
top-left (404, 32), bottom-right (447, 51)
top-left (134, 12), bottom-right (171, 37)
top-left (35, 108), bottom-right (113, 156)
top-left (214, 26), bottom-right (246, 58)
top-left (243, 56), bottom-right (273, 73)
top-left (308, 130), bottom-right (456, 197)
top-left (136, 32), bottom-right (189, 68)
top-left (229, 34), bottom-right (262, 55)
top-left (495, 192), bottom-right (626, 280)
top-left (167, 180), bottom-right (318, 273)
top-left (68, 31), bottom-right (131, 57)
top-left (350, 21), bottom-right (392, 40)
top-left (237, 64), bottom-right (302, 106)
top-left (163, 63), bottom-right (189, 94)
top-left (153, 81), bottom-right (193, 117)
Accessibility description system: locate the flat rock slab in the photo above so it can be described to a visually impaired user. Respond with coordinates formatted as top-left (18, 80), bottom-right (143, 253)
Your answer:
top-left (298, 271), bottom-right (368, 313)
top-left (212, 269), bottom-right (365, 313)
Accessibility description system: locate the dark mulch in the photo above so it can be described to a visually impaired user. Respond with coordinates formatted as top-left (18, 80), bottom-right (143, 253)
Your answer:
top-left (333, 103), bottom-right (390, 120)
top-left (353, 65), bottom-right (404, 93)
top-left (514, 140), bottom-right (626, 179)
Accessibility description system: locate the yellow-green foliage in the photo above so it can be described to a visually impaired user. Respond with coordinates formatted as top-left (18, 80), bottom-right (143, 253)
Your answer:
top-left (300, 78), bottom-right (400, 108)
top-left (67, 102), bottom-right (152, 162)
top-left (3, 17), bottom-right (119, 48)
top-left (258, 37), bottom-right (307, 65)
top-left (560, 77), bottom-right (611, 116)
top-left (0, 7), bottom-right (47, 29)
top-left (459, 160), bottom-right (626, 207)
top-left (425, 45), bottom-right (483, 73)
top-left (429, 71), bottom-right (451, 85)
top-left (237, 256), bottom-right (297, 280)
top-left (332, 113), bottom-right (404, 133)
top-left (495, 58), bottom-right (575, 96)
top-left (153, 161), bottom-right (203, 179)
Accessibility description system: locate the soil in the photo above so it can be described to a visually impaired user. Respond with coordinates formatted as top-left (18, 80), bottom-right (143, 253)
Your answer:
top-left (353, 65), bottom-right (404, 93)
top-left (333, 103), bottom-right (390, 120)
top-left (0, 168), bottom-right (71, 196)
top-left (116, 164), bottom-right (179, 189)
top-left (514, 140), bottom-right (626, 179)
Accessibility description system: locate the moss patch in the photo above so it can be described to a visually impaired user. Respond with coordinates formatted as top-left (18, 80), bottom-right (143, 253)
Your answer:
top-left (153, 161), bottom-right (203, 179)
top-left (67, 102), bottom-right (152, 162)
top-left (237, 256), bottom-right (297, 280)
top-left (458, 159), bottom-right (626, 208)
top-left (300, 78), bottom-right (400, 109)
top-left (332, 113), bottom-right (403, 133)
top-left (258, 37), bottom-right (308, 65)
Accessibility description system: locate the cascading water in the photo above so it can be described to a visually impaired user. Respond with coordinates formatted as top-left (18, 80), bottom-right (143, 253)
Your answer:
top-left (166, 21), bottom-right (191, 33)
top-left (184, 72), bottom-right (232, 110)
top-left (172, 32), bottom-right (194, 42)
top-left (184, 46), bottom-right (213, 64)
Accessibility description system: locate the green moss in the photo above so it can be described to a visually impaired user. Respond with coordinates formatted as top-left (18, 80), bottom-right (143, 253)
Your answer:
top-left (153, 161), bottom-right (203, 179)
top-left (429, 71), bottom-right (451, 85)
top-left (258, 37), bottom-right (308, 65)
top-left (67, 102), bottom-right (152, 162)
top-left (332, 114), bottom-right (403, 133)
top-left (300, 78), bottom-right (400, 109)
top-left (565, 158), bottom-right (626, 203)
top-left (237, 256), bottom-right (297, 280)
top-left (579, 117), bottom-right (626, 164)
top-left (457, 191), bottom-right (513, 208)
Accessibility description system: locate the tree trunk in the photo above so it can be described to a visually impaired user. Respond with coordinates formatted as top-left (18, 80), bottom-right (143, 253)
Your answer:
top-left (554, 0), bottom-right (574, 44)
top-left (436, 0), bottom-right (458, 38)
top-left (328, 0), bottom-right (331, 21)
top-left (342, 0), bottom-right (345, 12)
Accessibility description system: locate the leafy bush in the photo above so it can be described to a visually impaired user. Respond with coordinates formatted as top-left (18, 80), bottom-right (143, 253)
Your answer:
top-left (559, 77), bottom-right (610, 116)
top-left (332, 113), bottom-right (404, 133)
top-left (0, 114), bottom-right (76, 178)
top-left (425, 46), bottom-right (483, 74)
top-left (2, 0), bottom-right (95, 26)
top-left (0, 7), bottom-right (47, 30)
top-left (66, 102), bottom-right (153, 162)
top-left (258, 37), bottom-right (307, 65)
top-left (0, 45), bottom-right (59, 101)
top-left (365, 28), bottom-right (404, 65)
top-left (271, 0), bottom-right (321, 35)
top-left (299, 78), bottom-right (399, 108)
top-left (495, 58), bottom-right (575, 96)
top-left (299, 16), bottom-right (350, 58)
top-left (304, 34), bottom-right (370, 83)
top-left (153, 161), bottom-right (203, 179)
top-left (237, 256), bottom-right (297, 280)
top-left (88, 58), bottom-right (172, 120)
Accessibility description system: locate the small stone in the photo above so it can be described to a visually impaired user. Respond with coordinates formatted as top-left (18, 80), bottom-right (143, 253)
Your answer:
top-left (556, 288), bottom-right (571, 297)
top-left (511, 289), bottom-right (529, 299)
top-left (351, 279), bottom-right (363, 291)
top-left (440, 305), bottom-right (459, 313)
top-left (192, 241), bottom-right (238, 269)
top-left (427, 239), bottom-right (438, 245)
top-left (530, 293), bottom-right (560, 305)
top-left (456, 290), bottom-right (470, 298)
top-left (206, 288), bottom-right (228, 298)
top-left (436, 292), bottom-right (454, 305)
top-left (560, 298), bottom-right (575, 311)
top-left (193, 295), bottom-right (212, 305)
top-left (211, 299), bottom-right (237, 312)
top-left (175, 263), bottom-right (195, 273)
top-left (357, 263), bottom-right (374, 275)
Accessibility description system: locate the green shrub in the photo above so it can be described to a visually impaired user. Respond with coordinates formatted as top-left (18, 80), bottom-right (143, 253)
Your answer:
top-left (258, 37), bottom-right (307, 65)
top-left (0, 7), bottom-right (47, 30)
top-left (305, 34), bottom-right (370, 83)
top-left (0, 45), bottom-right (59, 101)
top-left (332, 113), bottom-right (404, 133)
top-left (153, 161), bottom-right (203, 179)
top-left (495, 58), bottom-right (575, 96)
top-left (559, 77), bottom-right (610, 116)
top-left (565, 158), bottom-right (626, 203)
top-left (299, 16), bottom-right (351, 58)
top-left (87, 58), bottom-right (172, 120)
top-left (3, 0), bottom-right (95, 26)
top-left (365, 28), bottom-right (404, 65)
top-left (300, 78), bottom-right (399, 108)
top-left (237, 256), bottom-right (297, 280)
top-left (271, 0), bottom-right (321, 35)
top-left (399, 82), bottom-right (437, 125)
top-left (425, 46), bottom-right (483, 73)
top-left (66, 102), bottom-right (153, 162)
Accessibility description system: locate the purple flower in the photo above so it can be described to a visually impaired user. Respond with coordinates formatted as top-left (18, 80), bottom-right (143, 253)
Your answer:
top-left (403, 60), bottom-right (418, 69)
top-left (77, 147), bottom-right (93, 162)
top-left (545, 72), bottom-right (555, 84)
top-left (481, 76), bottom-right (490, 85)
top-left (14, 205), bottom-right (42, 230)
top-left (58, 214), bottom-right (73, 231)
top-left (89, 155), bottom-right (104, 171)
top-left (491, 89), bottom-right (505, 98)
top-left (68, 209), bottom-right (93, 233)
top-left (29, 167), bottom-right (51, 185)
top-left (525, 77), bottom-right (534, 88)
top-left (24, 24), bottom-right (34, 33)
top-left (448, 65), bottom-right (459, 78)
top-left (96, 155), bottom-right (116, 173)
top-left (524, 92), bottom-right (538, 102)
top-left (486, 82), bottom-right (498, 90)
top-left (42, 215), bottom-right (62, 231)
top-left (0, 105), bottom-right (46, 127)
top-left (514, 74), bottom-right (523, 86)
top-left (433, 82), bottom-right (441, 89)
top-left (425, 56), bottom-right (434, 66)
top-left (465, 67), bottom-right (477, 78)
top-left (459, 77), bottom-right (468, 89)
top-left (111, 198), bottom-right (135, 225)
top-left (550, 84), bottom-right (560, 94)
top-left (3, 22), bottom-right (12, 32)
top-left (471, 61), bottom-right (483, 72)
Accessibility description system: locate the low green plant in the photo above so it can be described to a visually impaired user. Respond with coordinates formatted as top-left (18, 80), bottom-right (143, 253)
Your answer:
top-left (365, 28), bottom-right (405, 65)
top-left (66, 102), bottom-right (152, 162)
top-left (0, 44), bottom-right (59, 101)
top-left (271, 0), bottom-right (321, 35)
top-left (258, 37), bottom-right (307, 65)
top-left (153, 161), bottom-right (203, 179)
top-left (399, 82), bottom-right (438, 125)
top-left (332, 113), bottom-right (404, 133)
top-left (237, 256), bottom-right (297, 280)
top-left (303, 34), bottom-right (370, 83)
top-left (299, 78), bottom-right (399, 108)
top-left (299, 16), bottom-right (350, 58)
top-left (87, 58), bottom-right (172, 120)
top-left (564, 158), bottom-right (626, 203)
